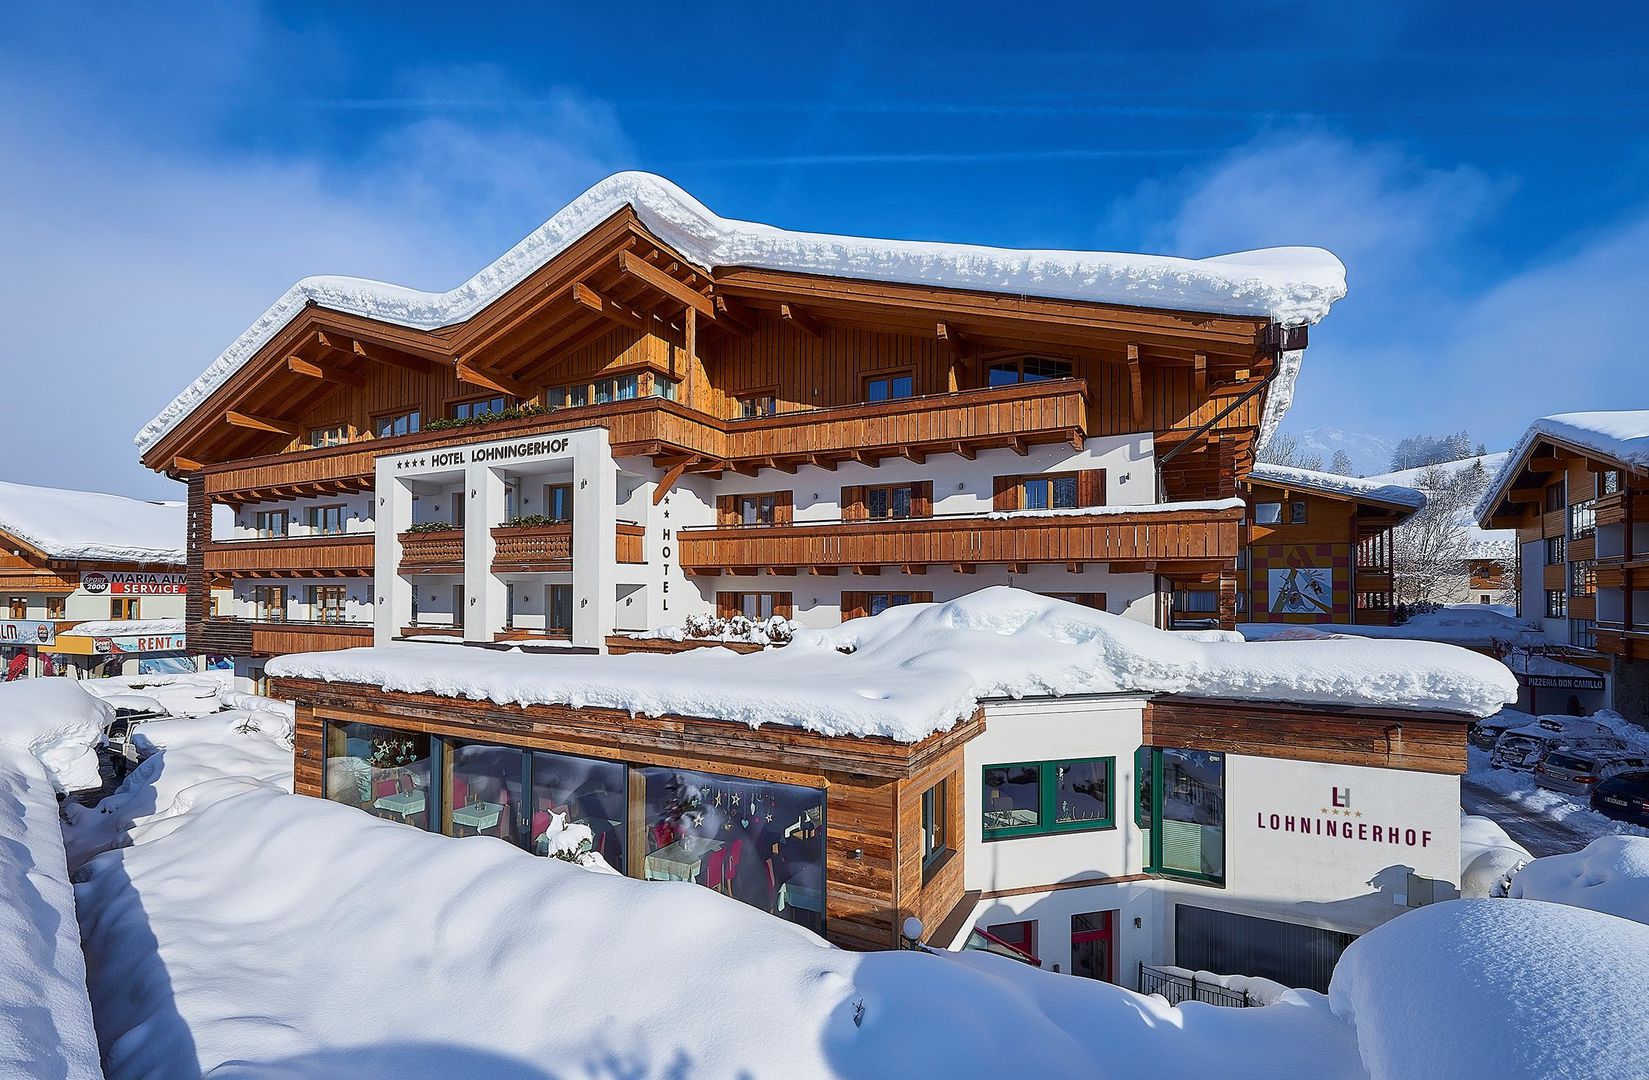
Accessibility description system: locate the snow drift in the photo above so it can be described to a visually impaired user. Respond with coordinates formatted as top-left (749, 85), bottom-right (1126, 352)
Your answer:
top-left (0, 678), bottom-right (114, 793)
top-left (1509, 835), bottom-right (1649, 925)
top-left (269, 588), bottom-right (1519, 743)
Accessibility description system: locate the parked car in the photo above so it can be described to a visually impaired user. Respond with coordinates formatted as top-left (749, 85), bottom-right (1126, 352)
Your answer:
top-left (1488, 717), bottom-right (1628, 772)
top-left (1535, 748), bottom-right (1649, 797)
top-left (1591, 771), bottom-right (1649, 827)
top-left (1469, 714), bottom-right (1525, 751)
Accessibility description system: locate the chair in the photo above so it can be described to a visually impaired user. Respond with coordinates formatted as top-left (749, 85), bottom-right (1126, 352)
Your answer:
top-left (704, 848), bottom-right (729, 892)
top-left (374, 777), bottom-right (400, 800)
top-left (451, 776), bottom-right (470, 808)
top-left (531, 810), bottom-right (551, 846)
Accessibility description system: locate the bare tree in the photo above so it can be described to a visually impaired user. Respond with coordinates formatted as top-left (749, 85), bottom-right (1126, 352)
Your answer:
top-left (1258, 431), bottom-right (1323, 470)
top-left (1392, 464), bottom-right (1473, 606)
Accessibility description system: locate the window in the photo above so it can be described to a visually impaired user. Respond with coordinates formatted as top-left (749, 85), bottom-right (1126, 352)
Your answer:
top-left (1601, 470), bottom-right (1622, 496)
top-left (1356, 591), bottom-right (1391, 611)
top-left (309, 585), bottom-right (347, 624)
top-left (1254, 502), bottom-right (1283, 525)
top-left (452, 395), bottom-right (510, 421)
top-left (1570, 499), bottom-right (1597, 540)
top-left (254, 510), bottom-right (289, 538)
top-left (110, 597), bottom-right (141, 620)
top-left (1545, 590), bottom-right (1568, 619)
top-left (546, 585), bottom-right (573, 632)
top-left (1071, 911), bottom-right (1114, 982)
top-left (545, 383), bottom-right (589, 411)
top-left (307, 505), bottom-right (346, 536)
top-left (739, 494), bottom-right (778, 525)
top-left (864, 372), bottom-right (913, 402)
top-left (374, 410), bottom-right (421, 438)
top-left (1175, 905), bottom-right (1354, 995)
top-left (982, 758), bottom-right (1114, 839)
top-left (1544, 481), bottom-right (1566, 513)
top-left (252, 585), bottom-right (288, 622)
top-left (921, 781), bottom-right (948, 875)
top-left (717, 592), bottom-right (793, 620)
top-left (1021, 475), bottom-right (1079, 511)
top-left (1046, 592), bottom-right (1107, 611)
top-left (1174, 589), bottom-right (1219, 614)
top-left (46, 597), bottom-right (65, 619)
top-left (867, 592), bottom-right (916, 617)
top-left (1570, 619), bottom-right (1598, 650)
top-left (987, 921), bottom-right (1037, 963)
top-left (866, 484), bottom-right (917, 520)
top-left (1545, 535), bottom-right (1567, 565)
top-left (307, 424), bottom-right (348, 448)
top-left (594, 375), bottom-right (640, 404)
top-left (650, 375), bottom-right (678, 400)
top-left (736, 392), bottom-right (776, 418)
top-left (842, 591), bottom-right (932, 620)
top-left (1144, 747), bottom-right (1224, 884)
top-left (1570, 560), bottom-right (1596, 598)
top-left (7, 597), bottom-right (24, 620)
top-left (1288, 501), bottom-right (1309, 525)
top-left (542, 484), bottom-right (574, 523)
top-left (986, 356), bottom-right (1073, 386)
top-left (322, 720), bottom-right (435, 831)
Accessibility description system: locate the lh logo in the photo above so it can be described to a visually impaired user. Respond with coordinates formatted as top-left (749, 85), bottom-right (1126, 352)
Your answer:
top-left (1331, 787), bottom-right (1352, 809)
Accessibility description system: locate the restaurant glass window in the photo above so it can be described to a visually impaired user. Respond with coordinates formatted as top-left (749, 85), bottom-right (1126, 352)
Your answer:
top-left (1148, 748), bottom-right (1225, 884)
top-left (307, 504), bottom-right (346, 536)
top-left (737, 392), bottom-right (776, 418)
top-left (1175, 905), bottom-right (1355, 995)
top-left (374, 409), bottom-right (421, 438)
top-left (547, 585), bottom-right (573, 633)
top-left (987, 355), bottom-right (1072, 386)
top-left (866, 485), bottom-right (915, 520)
top-left (453, 395), bottom-right (509, 421)
top-left (46, 597), bottom-right (65, 620)
top-left (323, 720), bottom-right (436, 831)
top-left (1569, 499), bottom-right (1596, 540)
top-left (594, 375), bottom-right (640, 403)
top-left (864, 372), bottom-right (914, 402)
top-left (252, 585), bottom-right (287, 622)
top-left (445, 740), bottom-right (528, 846)
top-left (640, 766), bottom-right (825, 933)
top-left (254, 510), bottom-right (288, 538)
top-left (308, 424), bottom-right (348, 448)
top-left (545, 383), bottom-right (589, 411)
top-left (529, 749), bottom-right (627, 870)
top-left (1020, 475), bottom-right (1078, 511)
top-left (982, 759), bottom-right (1114, 839)
top-left (309, 585), bottom-right (347, 624)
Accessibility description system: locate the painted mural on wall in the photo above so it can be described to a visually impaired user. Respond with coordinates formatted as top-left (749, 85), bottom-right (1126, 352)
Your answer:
top-left (1249, 544), bottom-right (1350, 623)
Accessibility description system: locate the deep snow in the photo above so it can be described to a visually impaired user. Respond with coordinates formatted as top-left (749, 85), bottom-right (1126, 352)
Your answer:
top-left (0, 677), bottom-right (115, 793)
top-left (0, 478), bottom-right (187, 563)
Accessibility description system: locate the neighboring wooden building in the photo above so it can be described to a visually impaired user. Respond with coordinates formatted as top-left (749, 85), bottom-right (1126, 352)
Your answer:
top-left (1478, 413), bottom-right (1649, 724)
top-left (1231, 464), bottom-right (1424, 628)
top-left (133, 174), bottom-right (1343, 686)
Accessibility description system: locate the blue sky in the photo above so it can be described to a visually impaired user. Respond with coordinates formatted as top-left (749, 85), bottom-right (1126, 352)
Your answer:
top-left (3, 2), bottom-right (1646, 496)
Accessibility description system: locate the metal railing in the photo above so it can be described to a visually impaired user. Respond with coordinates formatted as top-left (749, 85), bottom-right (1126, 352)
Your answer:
top-left (1137, 962), bottom-right (1254, 1007)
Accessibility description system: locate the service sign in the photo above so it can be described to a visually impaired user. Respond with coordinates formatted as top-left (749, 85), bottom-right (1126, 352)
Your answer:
top-left (91, 633), bottom-right (189, 655)
top-left (80, 571), bottom-right (187, 596)
top-left (0, 620), bottom-right (56, 646)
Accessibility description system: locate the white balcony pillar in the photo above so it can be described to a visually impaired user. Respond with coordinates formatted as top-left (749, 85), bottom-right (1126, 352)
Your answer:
top-left (573, 429), bottom-right (617, 651)
top-left (467, 465), bottom-right (509, 642)
top-left (373, 474), bottom-right (415, 647)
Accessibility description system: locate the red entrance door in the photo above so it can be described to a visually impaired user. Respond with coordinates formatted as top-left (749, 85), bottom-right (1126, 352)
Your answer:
top-left (1071, 910), bottom-right (1114, 982)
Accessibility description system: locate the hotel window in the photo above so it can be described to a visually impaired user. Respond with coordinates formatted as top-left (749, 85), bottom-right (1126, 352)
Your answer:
top-left (1545, 590), bottom-right (1568, 619)
top-left (452, 395), bottom-right (510, 421)
top-left (254, 510), bottom-right (289, 538)
top-left (982, 758), bottom-right (1114, 840)
top-left (547, 585), bottom-right (573, 633)
top-left (717, 492), bottom-right (792, 527)
top-left (7, 597), bottom-right (24, 620)
top-left (307, 505), bottom-right (346, 536)
top-left (545, 383), bottom-right (589, 411)
top-left (921, 781), bottom-right (949, 877)
top-left (1545, 536), bottom-right (1566, 565)
top-left (594, 375), bottom-right (640, 404)
top-left (541, 484), bottom-right (574, 523)
top-left (648, 374), bottom-right (679, 401)
top-left (1143, 747), bottom-right (1224, 885)
top-left (1600, 469), bottom-right (1622, 496)
top-left (307, 424), bottom-right (348, 448)
top-left (1570, 618), bottom-right (1598, 650)
top-left (864, 371), bottom-right (914, 402)
top-left (841, 591), bottom-right (932, 620)
top-left (46, 597), bottom-right (65, 619)
top-left (309, 585), bottom-right (347, 624)
top-left (867, 484), bottom-right (916, 520)
top-left (1544, 481), bottom-right (1565, 513)
top-left (986, 355), bottom-right (1073, 386)
top-left (1253, 502), bottom-right (1283, 525)
top-left (1570, 560), bottom-right (1596, 598)
top-left (252, 585), bottom-right (288, 622)
top-left (374, 409), bottom-right (420, 438)
top-left (717, 592), bottom-right (793, 620)
top-left (1288, 501), bottom-right (1309, 524)
top-left (1569, 499), bottom-right (1596, 540)
top-left (1046, 592), bottom-right (1108, 611)
top-left (987, 921), bottom-right (1037, 963)
top-left (1021, 475), bottom-right (1079, 511)
top-left (736, 392), bottom-right (777, 418)
top-left (110, 597), bottom-right (141, 620)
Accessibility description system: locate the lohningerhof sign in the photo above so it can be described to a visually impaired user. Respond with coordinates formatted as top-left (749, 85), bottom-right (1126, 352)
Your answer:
top-left (80, 571), bottom-right (187, 596)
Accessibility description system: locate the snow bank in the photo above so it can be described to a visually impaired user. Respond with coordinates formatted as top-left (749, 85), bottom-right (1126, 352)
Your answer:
top-left (0, 478), bottom-right (185, 562)
top-left (1244, 604), bottom-right (1536, 648)
top-left (1509, 835), bottom-right (1649, 924)
top-left (135, 171), bottom-right (1347, 456)
top-left (1478, 411), bottom-right (1649, 520)
top-left (0, 752), bottom-right (103, 1079)
top-left (0, 678), bottom-right (113, 793)
top-left (74, 777), bottom-right (1364, 1079)
top-left (1329, 899), bottom-right (1649, 1080)
top-left (1248, 463), bottom-right (1426, 510)
top-left (1459, 813), bottom-right (1530, 898)
top-left (57, 617), bottom-right (185, 637)
top-left (269, 589), bottom-right (1517, 744)
top-left (83, 671), bottom-right (233, 718)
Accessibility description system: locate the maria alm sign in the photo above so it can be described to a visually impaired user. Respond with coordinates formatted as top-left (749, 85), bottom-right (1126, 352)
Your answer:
top-left (80, 571), bottom-right (187, 595)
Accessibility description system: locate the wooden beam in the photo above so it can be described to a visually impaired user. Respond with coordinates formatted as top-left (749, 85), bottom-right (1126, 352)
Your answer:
top-left (352, 340), bottom-right (432, 373)
top-left (1127, 344), bottom-right (1145, 425)
top-left (684, 305), bottom-right (697, 374)
top-left (713, 295), bottom-right (756, 337)
top-left (949, 441), bottom-right (977, 461)
top-left (286, 356), bottom-right (366, 388)
top-left (572, 281), bottom-right (649, 333)
top-left (781, 302), bottom-right (822, 338)
top-left (653, 458), bottom-right (694, 505)
top-left (899, 446), bottom-right (928, 465)
top-left (225, 410), bottom-right (299, 438)
top-left (899, 564), bottom-right (927, 576)
top-left (937, 321), bottom-right (971, 368)
top-left (455, 362), bottom-right (533, 400)
top-left (1193, 352), bottom-right (1207, 400)
top-left (951, 563), bottom-right (976, 574)
top-left (618, 251), bottom-right (716, 318)
top-left (170, 455), bottom-right (204, 473)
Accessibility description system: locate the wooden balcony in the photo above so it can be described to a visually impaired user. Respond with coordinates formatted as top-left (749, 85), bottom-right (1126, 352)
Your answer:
top-left (616, 521), bottom-right (645, 564)
top-left (491, 524), bottom-right (571, 573)
top-left (399, 529), bottom-right (465, 575)
top-left (1595, 556), bottom-right (1649, 591)
top-left (1594, 489), bottom-right (1645, 528)
top-left (193, 616), bottom-right (372, 657)
top-left (1596, 623), bottom-right (1649, 660)
top-left (1354, 567), bottom-right (1394, 594)
top-left (679, 507), bottom-right (1242, 575)
top-left (204, 533), bottom-right (374, 577)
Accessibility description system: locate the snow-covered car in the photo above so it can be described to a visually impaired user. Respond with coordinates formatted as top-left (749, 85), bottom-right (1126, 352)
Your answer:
top-left (1488, 717), bottom-right (1628, 772)
top-left (1591, 771), bottom-right (1649, 827)
top-left (1468, 714), bottom-right (1525, 751)
top-left (1535, 748), bottom-right (1649, 797)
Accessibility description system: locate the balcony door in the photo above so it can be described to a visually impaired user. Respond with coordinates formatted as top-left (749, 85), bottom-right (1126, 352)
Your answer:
top-left (451, 584), bottom-right (465, 630)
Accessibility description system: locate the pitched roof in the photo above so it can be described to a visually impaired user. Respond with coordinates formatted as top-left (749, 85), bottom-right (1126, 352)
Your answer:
top-left (1246, 462), bottom-right (1427, 511)
top-left (0, 480), bottom-right (185, 564)
top-left (1477, 411), bottom-right (1649, 522)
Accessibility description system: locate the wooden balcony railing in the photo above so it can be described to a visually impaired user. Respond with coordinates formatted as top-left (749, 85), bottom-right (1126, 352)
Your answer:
top-left (1594, 489), bottom-right (1645, 528)
top-left (204, 533), bottom-right (374, 577)
top-left (193, 616), bottom-right (372, 657)
top-left (492, 524), bottom-right (571, 572)
top-left (616, 522), bottom-right (645, 564)
top-left (1596, 622), bottom-right (1648, 660)
top-left (679, 507), bottom-right (1242, 574)
top-left (1595, 556), bottom-right (1649, 591)
top-left (399, 529), bottom-right (465, 574)
top-left (1354, 567), bottom-right (1394, 594)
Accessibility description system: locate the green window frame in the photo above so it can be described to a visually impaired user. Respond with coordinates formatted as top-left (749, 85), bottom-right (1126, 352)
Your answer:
top-left (1140, 746), bottom-right (1226, 887)
top-left (981, 757), bottom-right (1115, 840)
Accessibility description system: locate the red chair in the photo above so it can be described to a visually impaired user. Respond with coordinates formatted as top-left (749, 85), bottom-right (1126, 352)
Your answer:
top-left (451, 776), bottom-right (469, 808)
top-left (531, 810), bottom-right (551, 847)
top-left (704, 848), bottom-right (729, 891)
top-left (373, 777), bottom-right (399, 800)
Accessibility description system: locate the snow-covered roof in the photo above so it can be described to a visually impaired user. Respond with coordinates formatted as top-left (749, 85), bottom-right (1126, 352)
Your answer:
top-left (0, 479), bottom-right (185, 564)
top-left (1243, 605), bottom-right (1537, 649)
top-left (1478, 412), bottom-right (1649, 522)
top-left (134, 171), bottom-right (1347, 457)
top-left (268, 588), bottom-right (1517, 743)
top-left (58, 618), bottom-right (185, 638)
top-left (1247, 462), bottom-right (1427, 511)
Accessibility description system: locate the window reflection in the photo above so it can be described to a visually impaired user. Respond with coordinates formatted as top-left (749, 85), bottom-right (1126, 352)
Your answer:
top-left (324, 721), bottom-right (435, 831)
top-left (1156, 748), bottom-right (1224, 882)
top-left (446, 741), bottom-right (527, 846)
top-left (530, 750), bottom-right (626, 872)
top-left (641, 766), bottom-right (824, 933)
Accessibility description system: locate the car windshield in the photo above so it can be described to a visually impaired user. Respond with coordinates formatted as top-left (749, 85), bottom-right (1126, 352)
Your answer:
top-left (1545, 752), bottom-right (1594, 771)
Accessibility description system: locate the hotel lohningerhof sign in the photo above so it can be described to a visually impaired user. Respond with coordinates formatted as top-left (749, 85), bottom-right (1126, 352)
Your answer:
top-left (79, 571), bottom-right (187, 595)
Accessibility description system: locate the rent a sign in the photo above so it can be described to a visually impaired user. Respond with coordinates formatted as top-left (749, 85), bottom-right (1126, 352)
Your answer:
top-left (80, 571), bottom-right (187, 595)
top-left (0, 620), bottom-right (55, 646)
top-left (50, 632), bottom-right (189, 656)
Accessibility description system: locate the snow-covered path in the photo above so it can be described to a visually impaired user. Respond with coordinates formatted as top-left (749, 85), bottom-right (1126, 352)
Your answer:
top-left (1461, 778), bottom-right (1592, 858)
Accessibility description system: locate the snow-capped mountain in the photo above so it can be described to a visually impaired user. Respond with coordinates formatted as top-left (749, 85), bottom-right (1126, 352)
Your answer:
top-left (1283, 426), bottom-right (1399, 476)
